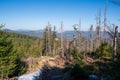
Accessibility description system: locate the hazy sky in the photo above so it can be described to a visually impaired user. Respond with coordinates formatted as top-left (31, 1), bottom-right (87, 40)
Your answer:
top-left (0, 0), bottom-right (120, 31)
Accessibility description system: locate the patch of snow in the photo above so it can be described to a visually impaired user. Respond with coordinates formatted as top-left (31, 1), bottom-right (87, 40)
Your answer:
top-left (17, 69), bottom-right (41, 80)
top-left (89, 74), bottom-right (98, 79)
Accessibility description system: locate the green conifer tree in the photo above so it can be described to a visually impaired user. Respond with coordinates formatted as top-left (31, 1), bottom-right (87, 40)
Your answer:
top-left (0, 25), bottom-right (25, 78)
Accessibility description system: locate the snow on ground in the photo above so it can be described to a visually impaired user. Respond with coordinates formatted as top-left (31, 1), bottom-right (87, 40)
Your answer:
top-left (17, 69), bottom-right (41, 80)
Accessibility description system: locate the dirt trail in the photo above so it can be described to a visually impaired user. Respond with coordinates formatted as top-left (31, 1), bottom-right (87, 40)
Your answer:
top-left (23, 56), bottom-right (72, 80)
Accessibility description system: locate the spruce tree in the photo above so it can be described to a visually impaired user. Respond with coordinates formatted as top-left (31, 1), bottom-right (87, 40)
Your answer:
top-left (0, 25), bottom-right (21, 78)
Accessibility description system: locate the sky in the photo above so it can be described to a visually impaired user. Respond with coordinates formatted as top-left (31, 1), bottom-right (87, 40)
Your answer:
top-left (0, 0), bottom-right (120, 31)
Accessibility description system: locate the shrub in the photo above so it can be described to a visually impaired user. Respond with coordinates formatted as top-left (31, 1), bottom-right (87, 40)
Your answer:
top-left (70, 64), bottom-right (89, 80)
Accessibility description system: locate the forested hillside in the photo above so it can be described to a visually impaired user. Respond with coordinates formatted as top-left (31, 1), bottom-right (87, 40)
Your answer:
top-left (3, 26), bottom-right (62, 59)
top-left (7, 32), bottom-right (42, 58)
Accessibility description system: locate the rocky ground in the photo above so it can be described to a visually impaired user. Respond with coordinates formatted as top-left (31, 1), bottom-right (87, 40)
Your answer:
top-left (23, 55), bottom-right (72, 80)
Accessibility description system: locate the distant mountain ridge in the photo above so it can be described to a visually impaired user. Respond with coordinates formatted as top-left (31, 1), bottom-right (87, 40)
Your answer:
top-left (5, 29), bottom-right (44, 38)
top-left (5, 29), bottom-right (105, 40)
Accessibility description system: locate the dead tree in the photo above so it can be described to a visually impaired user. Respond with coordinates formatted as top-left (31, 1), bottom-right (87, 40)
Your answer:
top-left (98, 9), bottom-right (101, 47)
top-left (61, 21), bottom-right (64, 57)
top-left (53, 26), bottom-right (56, 54)
top-left (95, 10), bottom-right (101, 49)
top-left (113, 26), bottom-right (118, 60)
top-left (45, 27), bottom-right (48, 55)
top-left (89, 25), bottom-right (94, 52)
top-left (78, 19), bottom-right (81, 52)
top-left (45, 22), bottom-right (52, 55)
top-left (104, 0), bottom-right (108, 40)
top-left (48, 27), bottom-right (52, 54)
top-left (106, 25), bottom-right (118, 60)
top-left (96, 26), bottom-right (101, 49)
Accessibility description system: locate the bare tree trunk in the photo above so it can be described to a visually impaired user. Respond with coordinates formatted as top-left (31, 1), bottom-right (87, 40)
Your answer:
top-left (104, 0), bottom-right (108, 41)
top-left (46, 27), bottom-right (48, 55)
top-left (90, 25), bottom-right (94, 52)
top-left (45, 22), bottom-right (52, 55)
top-left (113, 26), bottom-right (118, 60)
top-left (78, 19), bottom-right (81, 52)
top-left (61, 21), bottom-right (64, 57)
top-left (95, 26), bottom-right (100, 49)
top-left (48, 26), bottom-right (52, 54)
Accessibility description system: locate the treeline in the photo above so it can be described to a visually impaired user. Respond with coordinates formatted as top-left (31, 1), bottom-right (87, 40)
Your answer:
top-left (1, 26), bottom-right (61, 59)
top-left (7, 28), bottom-right (61, 58)
top-left (7, 32), bottom-right (43, 58)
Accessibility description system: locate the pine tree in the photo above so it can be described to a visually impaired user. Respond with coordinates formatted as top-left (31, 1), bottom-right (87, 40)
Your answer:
top-left (0, 25), bottom-right (25, 78)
